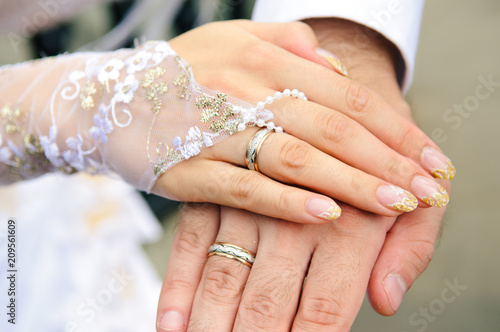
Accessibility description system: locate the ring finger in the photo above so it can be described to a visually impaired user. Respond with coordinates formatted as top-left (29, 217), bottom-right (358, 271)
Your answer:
top-left (212, 127), bottom-right (424, 217)
top-left (187, 207), bottom-right (259, 331)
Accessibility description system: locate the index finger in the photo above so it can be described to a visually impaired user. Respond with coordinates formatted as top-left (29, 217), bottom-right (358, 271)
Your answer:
top-left (228, 23), bottom-right (456, 180)
top-left (156, 203), bottom-right (219, 332)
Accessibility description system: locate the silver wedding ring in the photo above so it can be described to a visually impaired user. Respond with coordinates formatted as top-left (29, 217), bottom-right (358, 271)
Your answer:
top-left (208, 242), bottom-right (256, 268)
top-left (245, 128), bottom-right (273, 172)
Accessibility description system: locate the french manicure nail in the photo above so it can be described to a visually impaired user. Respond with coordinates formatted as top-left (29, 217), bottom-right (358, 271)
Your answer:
top-left (315, 47), bottom-right (351, 78)
top-left (158, 311), bottom-right (184, 331)
top-left (421, 147), bottom-right (456, 180)
top-left (377, 185), bottom-right (418, 212)
top-left (383, 274), bottom-right (407, 312)
top-left (306, 197), bottom-right (342, 221)
top-left (411, 175), bottom-right (449, 207)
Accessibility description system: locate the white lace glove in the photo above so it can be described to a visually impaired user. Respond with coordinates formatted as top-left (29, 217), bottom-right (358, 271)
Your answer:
top-left (0, 41), bottom-right (280, 191)
top-left (0, 21), bottom-right (450, 224)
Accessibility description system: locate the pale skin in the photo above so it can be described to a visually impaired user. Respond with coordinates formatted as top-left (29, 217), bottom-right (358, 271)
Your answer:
top-left (156, 19), bottom-right (451, 331)
top-left (153, 20), bottom-right (453, 223)
top-left (0, 20), bottom-right (450, 219)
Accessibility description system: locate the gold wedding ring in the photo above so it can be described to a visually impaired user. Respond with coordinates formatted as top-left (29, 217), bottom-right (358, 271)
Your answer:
top-left (245, 128), bottom-right (273, 172)
top-left (208, 242), bottom-right (256, 268)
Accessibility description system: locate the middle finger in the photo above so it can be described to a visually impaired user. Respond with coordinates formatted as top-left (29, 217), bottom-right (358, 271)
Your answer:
top-left (233, 218), bottom-right (313, 331)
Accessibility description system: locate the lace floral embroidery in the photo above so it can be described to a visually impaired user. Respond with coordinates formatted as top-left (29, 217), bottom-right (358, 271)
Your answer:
top-left (63, 41), bottom-right (277, 187)
top-left (141, 67), bottom-right (169, 115)
top-left (0, 105), bottom-right (55, 180)
top-left (173, 56), bottom-right (191, 99)
top-left (0, 40), bottom-right (285, 190)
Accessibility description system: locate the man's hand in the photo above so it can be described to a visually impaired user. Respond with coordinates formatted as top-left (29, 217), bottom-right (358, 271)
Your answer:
top-left (157, 204), bottom-right (396, 331)
top-left (305, 18), bottom-right (451, 316)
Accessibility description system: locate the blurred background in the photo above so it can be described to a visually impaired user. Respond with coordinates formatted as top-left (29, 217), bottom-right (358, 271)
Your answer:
top-left (0, 0), bottom-right (498, 331)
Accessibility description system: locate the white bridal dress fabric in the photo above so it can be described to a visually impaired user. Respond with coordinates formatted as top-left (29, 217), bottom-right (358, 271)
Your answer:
top-left (0, 174), bottom-right (162, 331)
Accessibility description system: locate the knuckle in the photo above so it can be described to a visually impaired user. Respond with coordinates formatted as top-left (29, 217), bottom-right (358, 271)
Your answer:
top-left (275, 188), bottom-right (296, 216)
top-left (240, 293), bottom-right (282, 328)
top-left (382, 155), bottom-right (419, 184)
top-left (238, 257), bottom-right (300, 329)
top-left (345, 82), bottom-right (374, 114)
top-left (396, 124), bottom-right (434, 161)
top-left (229, 172), bottom-right (259, 203)
top-left (202, 265), bottom-right (244, 304)
top-left (187, 316), bottom-right (215, 332)
top-left (408, 239), bottom-right (436, 275)
top-left (163, 266), bottom-right (195, 293)
top-left (383, 155), bottom-right (411, 180)
top-left (174, 227), bottom-right (206, 257)
top-left (279, 139), bottom-right (312, 171)
top-left (317, 111), bottom-right (352, 146)
top-left (206, 70), bottom-right (245, 97)
top-left (241, 41), bottom-right (276, 71)
top-left (347, 171), bottom-right (363, 194)
top-left (394, 124), bottom-right (416, 150)
top-left (298, 296), bottom-right (345, 327)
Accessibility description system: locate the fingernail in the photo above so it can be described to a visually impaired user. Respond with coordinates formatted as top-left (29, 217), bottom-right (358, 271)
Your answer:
top-left (377, 185), bottom-right (418, 212)
top-left (315, 47), bottom-right (351, 78)
top-left (383, 274), bottom-right (407, 312)
top-left (306, 197), bottom-right (342, 221)
top-left (158, 311), bottom-right (184, 331)
top-left (421, 147), bottom-right (456, 180)
top-left (411, 175), bottom-right (449, 207)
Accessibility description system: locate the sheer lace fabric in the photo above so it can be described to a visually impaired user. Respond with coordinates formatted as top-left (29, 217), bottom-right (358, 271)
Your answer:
top-left (0, 41), bottom-right (275, 192)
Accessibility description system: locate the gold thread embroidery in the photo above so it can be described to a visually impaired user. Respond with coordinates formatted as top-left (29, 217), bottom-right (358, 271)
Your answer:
top-left (80, 81), bottom-right (99, 111)
top-left (142, 66), bottom-right (183, 176)
top-left (152, 143), bottom-right (182, 177)
top-left (173, 73), bottom-right (190, 99)
top-left (196, 93), bottom-right (240, 134)
top-left (141, 67), bottom-right (168, 115)
top-left (173, 56), bottom-right (191, 99)
top-left (1, 105), bottom-right (23, 135)
top-left (1, 105), bottom-right (56, 180)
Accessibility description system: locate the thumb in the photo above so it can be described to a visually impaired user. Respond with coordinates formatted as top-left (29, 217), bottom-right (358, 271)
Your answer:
top-left (367, 205), bottom-right (445, 316)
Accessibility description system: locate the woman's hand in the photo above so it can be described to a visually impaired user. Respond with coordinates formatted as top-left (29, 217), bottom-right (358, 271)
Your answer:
top-left (0, 20), bottom-right (451, 224)
top-left (152, 20), bottom-right (451, 223)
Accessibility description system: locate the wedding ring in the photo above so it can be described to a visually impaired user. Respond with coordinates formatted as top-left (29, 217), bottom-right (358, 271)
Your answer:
top-left (245, 128), bottom-right (273, 172)
top-left (208, 242), bottom-right (256, 268)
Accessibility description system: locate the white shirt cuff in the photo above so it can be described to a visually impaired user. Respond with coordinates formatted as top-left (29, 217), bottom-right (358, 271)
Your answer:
top-left (252, 0), bottom-right (425, 93)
